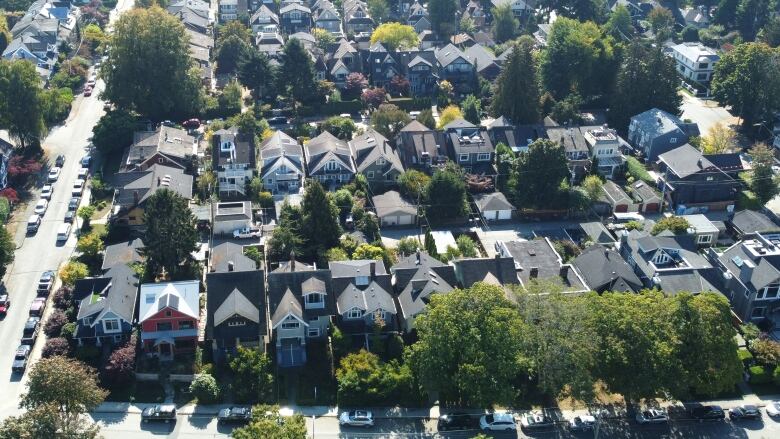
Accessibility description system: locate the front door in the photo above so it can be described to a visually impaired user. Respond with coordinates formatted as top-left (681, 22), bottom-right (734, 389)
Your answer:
top-left (159, 342), bottom-right (172, 356)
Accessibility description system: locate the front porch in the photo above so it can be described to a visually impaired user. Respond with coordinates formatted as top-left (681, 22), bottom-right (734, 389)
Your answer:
top-left (276, 337), bottom-right (306, 368)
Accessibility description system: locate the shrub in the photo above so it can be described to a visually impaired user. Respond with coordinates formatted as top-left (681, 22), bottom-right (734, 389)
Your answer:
top-left (626, 156), bottom-right (653, 185)
top-left (75, 345), bottom-right (101, 365)
top-left (625, 220), bottom-right (643, 231)
top-left (738, 348), bottom-right (754, 365)
top-left (44, 309), bottom-right (69, 337)
top-left (60, 322), bottom-right (77, 340)
top-left (103, 336), bottom-right (136, 385)
top-left (396, 237), bottom-right (420, 257)
top-left (190, 373), bottom-right (220, 403)
top-left (651, 216), bottom-right (690, 235)
top-left (741, 323), bottom-right (761, 343)
top-left (53, 286), bottom-right (74, 310)
top-left (751, 338), bottom-right (780, 368)
top-left (749, 365), bottom-right (772, 384)
top-left (552, 239), bottom-right (581, 262)
top-left (42, 337), bottom-right (71, 358)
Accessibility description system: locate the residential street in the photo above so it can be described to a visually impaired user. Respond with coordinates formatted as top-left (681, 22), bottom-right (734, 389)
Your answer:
top-left (679, 92), bottom-right (738, 136)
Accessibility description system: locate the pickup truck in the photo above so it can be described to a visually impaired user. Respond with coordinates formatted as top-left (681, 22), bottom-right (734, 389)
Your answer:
top-left (233, 227), bottom-right (261, 239)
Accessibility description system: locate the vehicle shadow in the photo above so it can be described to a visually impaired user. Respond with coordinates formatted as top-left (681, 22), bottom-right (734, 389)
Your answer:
top-left (139, 419), bottom-right (176, 435)
top-left (186, 414), bottom-right (213, 430)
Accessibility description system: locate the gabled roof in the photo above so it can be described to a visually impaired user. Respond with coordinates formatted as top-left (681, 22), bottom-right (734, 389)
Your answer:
top-left (453, 256), bottom-right (518, 288)
top-left (336, 280), bottom-right (396, 315)
top-left (435, 43), bottom-right (472, 67)
top-left (250, 5), bottom-right (279, 24)
top-left (602, 180), bottom-right (632, 204)
top-left (408, 55), bottom-right (432, 68)
top-left (392, 251), bottom-right (457, 321)
top-left (139, 280), bottom-right (200, 323)
top-left (658, 143), bottom-right (725, 179)
top-left (572, 245), bottom-right (642, 292)
top-left (442, 118), bottom-right (476, 131)
top-left (473, 192), bottom-right (514, 212)
top-left (731, 210), bottom-right (780, 235)
top-left (349, 128), bottom-right (403, 173)
top-left (213, 288), bottom-right (261, 326)
top-left (280, 3), bottom-right (311, 14)
top-left (210, 242), bottom-right (256, 273)
top-left (372, 190), bottom-right (417, 217)
top-left (212, 126), bottom-right (255, 167)
top-left (113, 165), bottom-right (193, 209)
top-left (464, 44), bottom-right (497, 72)
top-left (75, 265), bottom-right (139, 323)
top-left (271, 288), bottom-right (305, 327)
top-left (102, 238), bottom-right (145, 272)
top-left (400, 120), bottom-right (430, 132)
top-left (305, 131), bottom-right (356, 174)
top-left (127, 126), bottom-right (195, 166)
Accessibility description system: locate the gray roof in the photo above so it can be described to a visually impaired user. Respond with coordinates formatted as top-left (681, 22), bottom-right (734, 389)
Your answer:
top-left (623, 230), bottom-right (711, 280)
top-left (546, 126), bottom-right (593, 154)
top-left (500, 239), bottom-right (586, 291)
top-left (572, 246), bottom-right (642, 292)
top-left (102, 238), bottom-right (145, 271)
top-left (210, 242), bottom-right (257, 273)
top-left (657, 143), bottom-right (718, 179)
top-left (719, 237), bottom-right (780, 294)
top-left (631, 108), bottom-right (695, 139)
top-left (113, 165), bottom-right (193, 209)
top-left (577, 222), bottom-right (616, 245)
top-left (329, 259), bottom-right (388, 278)
top-left (464, 44), bottom-right (497, 73)
top-left (212, 126), bottom-right (255, 167)
top-left (75, 265), bottom-right (140, 322)
top-left (349, 128), bottom-right (403, 174)
top-left (435, 44), bottom-right (472, 68)
top-left (731, 210), bottom-right (780, 235)
top-left (473, 192), bottom-right (514, 212)
top-left (602, 180), bottom-right (631, 204)
top-left (336, 280), bottom-right (396, 315)
top-left (629, 180), bottom-right (661, 203)
top-left (206, 265), bottom-right (264, 334)
top-left (372, 190), bottom-right (417, 218)
top-left (654, 268), bottom-right (721, 295)
top-left (127, 126), bottom-right (195, 166)
top-left (267, 268), bottom-right (335, 322)
top-left (280, 3), bottom-right (311, 14)
top-left (392, 251), bottom-right (457, 322)
top-left (271, 288), bottom-right (304, 327)
top-left (305, 131), bottom-right (356, 174)
top-left (443, 118), bottom-right (476, 131)
top-left (453, 256), bottom-right (518, 288)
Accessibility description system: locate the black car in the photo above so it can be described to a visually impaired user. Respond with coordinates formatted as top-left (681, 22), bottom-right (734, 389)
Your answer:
top-left (12, 345), bottom-right (31, 373)
top-left (217, 407), bottom-right (252, 424)
top-left (691, 405), bottom-right (725, 421)
top-left (68, 197), bottom-right (80, 211)
top-left (729, 405), bottom-right (761, 421)
top-left (142, 404), bottom-right (177, 423)
top-left (267, 116), bottom-right (288, 126)
top-left (55, 155), bottom-right (65, 167)
top-left (437, 413), bottom-right (477, 431)
top-left (21, 317), bottom-right (40, 345)
top-left (64, 211), bottom-right (74, 223)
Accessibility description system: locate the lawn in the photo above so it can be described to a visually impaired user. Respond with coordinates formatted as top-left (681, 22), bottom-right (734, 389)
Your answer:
top-left (105, 380), bottom-right (166, 403)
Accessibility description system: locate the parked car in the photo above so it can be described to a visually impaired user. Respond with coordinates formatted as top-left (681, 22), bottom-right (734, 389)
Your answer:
top-left (81, 155), bottom-right (92, 167)
top-left (233, 227), bottom-right (261, 239)
top-left (338, 410), bottom-right (374, 428)
top-left (635, 409), bottom-right (668, 424)
top-left (12, 345), bottom-right (31, 373)
top-left (78, 168), bottom-right (89, 180)
top-left (729, 405), bottom-right (761, 421)
top-left (765, 401), bottom-right (780, 418)
top-left (72, 180), bottom-right (85, 196)
top-left (267, 116), bottom-right (288, 126)
top-left (568, 415), bottom-right (596, 431)
top-left (217, 407), bottom-right (252, 424)
top-left (480, 413), bottom-right (517, 431)
top-left (182, 118), bottom-right (201, 129)
top-left (519, 413), bottom-right (554, 431)
top-left (437, 413), bottom-right (477, 431)
top-left (27, 214), bottom-right (41, 234)
top-left (34, 199), bottom-right (48, 216)
top-left (690, 405), bottom-right (725, 421)
top-left (64, 211), bottom-right (75, 223)
top-left (48, 167), bottom-right (61, 182)
top-left (29, 297), bottom-right (46, 317)
top-left (161, 120), bottom-right (175, 127)
top-left (21, 317), bottom-right (40, 345)
top-left (68, 197), bottom-right (80, 211)
top-left (83, 86), bottom-right (93, 97)
top-left (0, 294), bottom-right (10, 316)
top-left (41, 184), bottom-right (54, 200)
top-left (37, 271), bottom-right (56, 295)
top-left (142, 404), bottom-right (177, 423)
top-left (55, 155), bottom-right (65, 167)
top-left (56, 224), bottom-right (71, 243)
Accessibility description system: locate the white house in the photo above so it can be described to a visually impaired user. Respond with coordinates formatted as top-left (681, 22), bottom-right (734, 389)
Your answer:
top-left (670, 42), bottom-right (719, 83)
top-left (583, 125), bottom-right (625, 180)
top-left (212, 201), bottom-right (253, 236)
top-left (259, 131), bottom-right (305, 194)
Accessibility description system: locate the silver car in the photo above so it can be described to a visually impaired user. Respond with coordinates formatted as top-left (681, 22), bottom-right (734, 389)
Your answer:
top-left (339, 410), bottom-right (374, 428)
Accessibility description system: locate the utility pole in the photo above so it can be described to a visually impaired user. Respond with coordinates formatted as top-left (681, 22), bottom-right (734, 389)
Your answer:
top-left (659, 165), bottom-right (670, 215)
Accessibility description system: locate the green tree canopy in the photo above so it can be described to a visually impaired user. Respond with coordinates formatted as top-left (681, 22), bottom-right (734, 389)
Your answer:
top-left (370, 103), bottom-right (411, 139)
top-left (0, 59), bottom-right (46, 150)
top-left (216, 35), bottom-right (252, 74)
top-left (460, 94), bottom-right (481, 125)
top-left (0, 226), bottom-right (14, 279)
top-left (231, 405), bottom-right (307, 439)
top-left (90, 109), bottom-right (140, 154)
top-left (425, 163), bottom-right (467, 223)
top-left (238, 49), bottom-right (277, 101)
top-left (229, 347), bottom-right (274, 403)
top-left (428, 0), bottom-right (458, 37)
top-left (279, 38), bottom-right (319, 108)
top-left (142, 189), bottom-right (198, 277)
top-left (604, 4), bottom-right (634, 39)
top-left (301, 181), bottom-right (341, 260)
top-left (490, 37), bottom-right (541, 124)
top-left (749, 142), bottom-right (780, 204)
top-left (398, 169), bottom-right (430, 200)
top-left (321, 116), bottom-right (357, 140)
top-left (491, 4), bottom-right (518, 43)
top-left (336, 350), bottom-right (418, 406)
top-left (370, 22), bottom-right (419, 51)
top-left (513, 139), bottom-right (569, 208)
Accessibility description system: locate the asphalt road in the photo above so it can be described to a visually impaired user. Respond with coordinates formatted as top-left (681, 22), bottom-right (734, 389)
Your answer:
top-left (87, 411), bottom-right (780, 438)
top-left (679, 92), bottom-right (738, 136)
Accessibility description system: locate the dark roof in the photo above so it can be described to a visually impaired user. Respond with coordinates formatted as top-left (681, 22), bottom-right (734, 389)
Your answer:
top-left (113, 165), bottom-right (193, 209)
top-left (210, 242), bottom-right (257, 273)
top-left (657, 143), bottom-right (719, 178)
top-left (329, 260), bottom-right (395, 315)
top-left (453, 256), bottom-right (518, 288)
top-left (392, 251), bottom-right (457, 321)
top-left (267, 268), bottom-right (335, 322)
top-left (75, 265), bottom-right (140, 322)
top-left (443, 118), bottom-right (476, 131)
top-left (372, 190), bottom-right (417, 217)
top-left (212, 126), bottom-right (255, 167)
top-left (546, 126), bottom-right (591, 154)
top-left (206, 268), bottom-right (265, 339)
top-left (704, 153), bottom-right (744, 173)
top-left (500, 240), bottom-right (586, 291)
top-left (572, 246), bottom-right (642, 292)
top-left (127, 126), bottom-right (195, 166)
top-left (102, 238), bottom-right (145, 271)
top-left (270, 288), bottom-right (303, 327)
top-left (731, 210), bottom-right (780, 235)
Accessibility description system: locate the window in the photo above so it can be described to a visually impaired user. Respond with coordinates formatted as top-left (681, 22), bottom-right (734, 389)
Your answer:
top-left (103, 319), bottom-right (120, 332)
top-left (305, 293), bottom-right (325, 309)
top-left (697, 234), bottom-right (712, 244)
top-left (706, 176), bottom-right (714, 181)
top-left (227, 320), bottom-right (246, 327)
top-left (355, 275), bottom-right (369, 286)
top-left (477, 153), bottom-right (490, 161)
top-left (459, 154), bottom-right (469, 162)
top-left (699, 63), bottom-right (709, 69)
top-left (347, 308), bottom-right (364, 319)
top-left (697, 73), bottom-right (707, 81)
top-left (165, 310), bottom-right (172, 317)
top-left (670, 137), bottom-right (677, 143)
top-left (325, 160), bottom-right (339, 171)
top-left (758, 285), bottom-right (780, 300)
top-left (281, 319), bottom-right (300, 330)
top-left (83, 317), bottom-right (93, 326)
top-left (366, 171), bottom-right (374, 179)
top-left (307, 327), bottom-right (320, 337)
top-left (752, 307), bottom-right (766, 318)
top-left (376, 157), bottom-right (385, 165)
top-left (158, 158), bottom-right (164, 163)
top-left (179, 320), bottom-right (194, 330)
top-left (156, 322), bottom-right (173, 331)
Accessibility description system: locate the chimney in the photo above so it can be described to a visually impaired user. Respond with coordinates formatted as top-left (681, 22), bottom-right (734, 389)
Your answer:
top-left (289, 250), bottom-right (296, 272)
top-left (133, 190), bottom-right (139, 205)
top-left (697, 158), bottom-right (703, 168)
top-left (415, 249), bottom-right (421, 265)
top-left (228, 261), bottom-right (234, 272)
top-left (157, 177), bottom-right (161, 186)
top-left (559, 265), bottom-right (568, 278)
top-left (530, 267), bottom-right (539, 278)
top-left (370, 261), bottom-right (376, 279)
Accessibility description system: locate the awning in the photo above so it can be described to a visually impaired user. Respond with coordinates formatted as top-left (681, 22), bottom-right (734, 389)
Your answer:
top-left (153, 337), bottom-right (175, 347)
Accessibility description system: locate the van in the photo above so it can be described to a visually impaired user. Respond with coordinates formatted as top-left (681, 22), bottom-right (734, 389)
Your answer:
top-left (27, 215), bottom-right (41, 234)
top-left (612, 212), bottom-right (645, 223)
top-left (56, 224), bottom-right (71, 242)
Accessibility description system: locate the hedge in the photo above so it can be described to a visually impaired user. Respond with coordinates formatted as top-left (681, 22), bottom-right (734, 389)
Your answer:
top-left (626, 156), bottom-right (654, 185)
top-left (318, 100), bottom-right (363, 115)
top-left (387, 97), bottom-right (432, 111)
top-left (749, 365), bottom-right (772, 384)
top-left (738, 348), bottom-right (754, 365)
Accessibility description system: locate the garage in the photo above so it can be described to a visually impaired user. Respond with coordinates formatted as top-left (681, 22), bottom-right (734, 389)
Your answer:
top-left (473, 192), bottom-right (515, 222)
top-left (372, 191), bottom-right (417, 228)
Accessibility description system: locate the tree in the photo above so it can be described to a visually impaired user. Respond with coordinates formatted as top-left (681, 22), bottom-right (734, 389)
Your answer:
top-left (336, 350), bottom-right (417, 406)
top-left (513, 139), bottom-right (569, 208)
top-left (352, 243), bottom-right (385, 261)
top-left (651, 216), bottom-right (691, 235)
top-left (312, 28), bottom-right (336, 50)
top-left (0, 60), bottom-right (46, 151)
top-left (605, 4), bottom-right (633, 39)
top-left (702, 122), bottom-right (736, 153)
top-left (367, 0), bottom-right (390, 23)
top-left (751, 338), bottom-right (780, 368)
top-left (102, 6), bottom-right (203, 121)
top-left (44, 310), bottom-right (68, 338)
top-left (232, 405), bottom-right (307, 439)
top-left (370, 103), bottom-right (411, 138)
top-left (143, 189), bottom-right (198, 277)
top-left (59, 261), bottom-right (88, 286)
top-left (749, 142), bottom-right (779, 204)
top-left (490, 37), bottom-right (541, 124)
top-left (76, 231), bottom-right (103, 261)
top-left (407, 283), bottom-right (527, 406)
top-left (103, 337), bottom-right (136, 385)
top-left (0, 404), bottom-right (99, 439)
top-left (492, 4), bottom-right (518, 43)
top-left (0, 226), bottom-right (14, 279)
top-left (398, 169), bottom-right (430, 200)
top-left (21, 356), bottom-right (106, 436)
top-left (229, 347), bottom-right (274, 403)
top-left (455, 235), bottom-right (477, 257)
top-left (460, 15), bottom-right (477, 34)
top-left (417, 109), bottom-right (436, 129)
top-left (344, 72), bottom-right (368, 100)
top-left (370, 22), bottom-right (418, 51)
top-left (550, 92), bottom-right (583, 124)
top-left (361, 87), bottom-right (387, 109)
top-left (77, 205), bottom-right (96, 230)
top-left (495, 142), bottom-right (516, 192)
top-left (267, 202), bottom-right (303, 262)
top-left (711, 42), bottom-right (780, 128)
top-left (218, 81), bottom-right (243, 116)
top-left (216, 35), bottom-right (252, 74)
top-left (396, 237), bottom-right (420, 256)
top-left (681, 25), bottom-right (700, 42)
top-left (648, 7), bottom-right (675, 40)
top-left (428, 0), bottom-right (458, 37)
top-left (759, 16), bottom-right (780, 47)
top-left (196, 170), bottom-right (216, 199)
top-left (737, 0), bottom-right (770, 41)
top-left (460, 95), bottom-right (481, 125)
top-left (388, 75), bottom-right (410, 96)
top-left (609, 41), bottom-right (682, 133)
top-left (437, 80), bottom-right (454, 106)
top-left (189, 373), bottom-right (220, 403)
top-left (91, 109), bottom-right (139, 154)
top-left (42, 337), bottom-right (71, 358)
top-left (301, 181), bottom-right (341, 260)
top-left (424, 228), bottom-right (437, 257)
top-left (217, 20), bottom-right (252, 45)
top-left (238, 49), bottom-right (277, 101)
top-left (279, 38), bottom-right (319, 109)
top-left (714, 0), bottom-right (739, 27)
top-left (437, 105), bottom-right (463, 129)
top-left (425, 164), bottom-right (468, 223)
top-left (582, 175), bottom-right (604, 204)
top-left (321, 116), bottom-right (357, 140)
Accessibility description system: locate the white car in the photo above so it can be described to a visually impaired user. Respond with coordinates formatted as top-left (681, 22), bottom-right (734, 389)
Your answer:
top-left (636, 409), bottom-right (668, 424)
top-left (480, 413), bottom-right (517, 431)
top-left (766, 400), bottom-right (780, 417)
top-left (72, 180), bottom-right (85, 196)
top-left (233, 227), bottom-right (261, 239)
top-left (33, 199), bottom-right (48, 216)
top-left (77, 168), bottom-right (89, 179)
top-left (40, 184), bottom-right (54, 200)
top-left (47, 167), bottom-right (61, 182)
top-left (338, 410), bottom-right (373, 428)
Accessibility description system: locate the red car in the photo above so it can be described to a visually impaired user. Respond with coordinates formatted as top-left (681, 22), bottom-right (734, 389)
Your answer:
top-left (83, 86), bottom-right (93, 97)
top-left (0, 294), bottom-right (9, 316)
top-left (182, 118), bottom-right (200, 129)
top-left (29, 297), bottom-right (46, 317)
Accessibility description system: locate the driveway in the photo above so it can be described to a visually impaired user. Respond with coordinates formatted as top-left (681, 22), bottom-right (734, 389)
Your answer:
top-left (679, 92), bottom-right (738, 136)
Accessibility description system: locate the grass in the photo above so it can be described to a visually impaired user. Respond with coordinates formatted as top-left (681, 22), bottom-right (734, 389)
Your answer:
top-left (737, 190), bottom-right (763, 210)
top-left (106, 380), bottom-right (166, 403)
top-left (173, 382), bottom-right (196, 406)
top-left (90, 198), bottom-right (112, 220)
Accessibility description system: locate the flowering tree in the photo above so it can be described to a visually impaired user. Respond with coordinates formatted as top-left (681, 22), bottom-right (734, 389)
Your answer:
top-left (361, 87), bottom-right (387, 110)
top-left (388, 75), bottom-right (410, 96)
top-left (344, 72), bottom-right (367, 100)
top-left (7, 156), bottom-right (42, 186)
top-left (103, 336), bottom-right (136, 385)
top-left (0, 188), bottom-right (19, 203)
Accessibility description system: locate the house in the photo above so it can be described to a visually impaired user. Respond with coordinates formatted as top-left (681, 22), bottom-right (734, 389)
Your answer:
top-left (279, 2), bottom-right (312, 34)
top-left (139, 280), bottom-right (200, 357)
top-left (495, 239), bottom-right (588, 292)
top-left (218, 0), bottom-right (248, 23)
top-left (602, 180), bottom-right (634, 213)
top-left (533, 23), bottom-right (552, 46)
top-left (101, 238), bottom-right (145, 272)
top-left (657, 144), bottom-right (739, 211)
top-left (473, 191), bottom-right (514, 221)
top-left (212, 127), bottom-right (255, 198)
top-left (417, 29), bottom-right (440, 49)
top-left (73, 265), bottom-right (139, 347)
top-left (212, 201), bottom-right (253, 236)
top-left (256, 31), bottom-right (286, 58)
top-left (627, 108), bottom-right (699, 161)
top-left (680, 6), bottom-right (709, 28)
top-left (343, 0), bottom-right (374, 35)
top-left (267, 254), bottom-right (335, 367)
top-left (620, 230), bottom-right (720, 294)
top-left (250, 5), bottom-right (279, 33)
top-left (729, 210), bottom-right (780, 238)
top-left (111, 165), bottom-right (194, 227)
top-left (349, 129), bottom-right (404, 187)
top-left (582, 125), bottom-right (625, 179)
top-left (206, 243), bottom-right (265, 362)
top-left (327, 39), bottom-right (360, 86)
top-left (546, 125), bottom-right (592, 182)
top-left (330, 259), bottom-right (397, 332)
top-left (452, 255), bottom-right (519, 288)
top-left (485, 117), bottom-right (545, 154)
top-left (464, 44), bottom-right (501, 81)
top-left (572, 245), bottom-right (643, 293)
top-left (435, 44), bottom-right (476, 94)
top-left (443, 119), bottom-right (496, 174)
top-left (391, 250), bottom-right (457, 332)
top-left (406, 1), bottom-right (431, 33)
top-left (366, 43), bottom-right (400, 88)
top-left (313, 2), bottom-right (342, 34)
top-left (123, 126), bottom-right (197, 173)
top-left (714, 232), bottom-right (780, 325)
top-left (259, 131), bottom-right (305, 195)
top-left (490, 0), bottom-right (537, 19)
top-left (703, 152), bottom-right (745, 178)
top-left (628, 181), bottom-right (662, 213)
top-left (372, 190), bottom-right (417, 227)
top-left (406, 54), bottom-right (437, 95)
top-left (304, 131), bottom-right (356, 188)
top-left (566, 222), bottom-right (617, 246)
top-left (463, 1), bottom-right (487, 28)
top-left (670, 42), bottom-right (719, 84)
top-left (681, 214), bottom-right (720, 246)
top-left (395, 120), bottom-right (447, 171)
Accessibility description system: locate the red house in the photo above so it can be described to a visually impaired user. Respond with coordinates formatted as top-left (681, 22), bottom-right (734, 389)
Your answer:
top-left (139, 280), bottom-right (200, 358)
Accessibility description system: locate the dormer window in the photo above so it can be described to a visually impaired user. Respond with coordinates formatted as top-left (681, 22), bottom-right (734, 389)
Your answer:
top-left (346, 308), bottom-right (364, 319)
top-left (355, 275), bottom-right (369, 286)
top-left (281, 317), bottom-right (300, 329)
top-left (325, 160), bottom-right (339, 171)
top-left (304, 292), bottom-right (325, 309)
